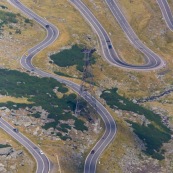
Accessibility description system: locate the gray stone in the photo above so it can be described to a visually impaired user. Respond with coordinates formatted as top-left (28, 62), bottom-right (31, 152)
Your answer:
top-left (10, 164), bottom-right (16, 170)
top-left (23, 122), bottom-right (31, 127)
top-left (11, 150), bottom-right (23, 158)
top-left (0, 147), bottom-right (13, 156)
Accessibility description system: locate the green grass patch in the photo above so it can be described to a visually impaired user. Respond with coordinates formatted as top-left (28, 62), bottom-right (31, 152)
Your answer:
top-left (56, 132), bottom-right (72, 140)
top-left (101, 88), bottom-right (171, 159)
top-left (43, 122), bottom-right (57, 130)
top-left (0, 9), bottom-right (32, 34)
top-left (0, 10), bottom-right (18, 29)
top-left (60, 123), bottom-right (71, 130)
top-left (127, 120), bottom-right (169, 160)
top-left (60, 135), bottom-right (71, 140)
top-left (50, 45), bottom-right (96, 72)
top-left (0, 102), bottom-right (32, 110)
top-left (74, 118), bottom-right (88, 131)
top-left (101, 88), bottom-right (170, 132)
top-left (57, 86), bottom-right (68, 93)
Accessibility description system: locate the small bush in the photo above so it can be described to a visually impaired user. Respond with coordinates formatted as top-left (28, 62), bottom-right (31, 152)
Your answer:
top-left (74, 118), bottom-right (88, 131)
top-left (0, 5), bottom-right (7, 9)
top-left (24, 18), bottom-right (30, 23)
top-left (15, 29), bottom-right (21, 34)
top-left (57, 86), bottom-right (68, 93)
top-left (30, 113), bottom-right (41, 118)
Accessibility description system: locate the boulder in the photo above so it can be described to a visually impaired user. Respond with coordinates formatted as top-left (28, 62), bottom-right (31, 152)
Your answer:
top-left (11, 150), bottom-right (23, 158)
top-left (0, 147), bottom-right (13, 156)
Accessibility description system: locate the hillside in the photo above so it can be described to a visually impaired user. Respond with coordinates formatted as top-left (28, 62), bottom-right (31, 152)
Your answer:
top-left (0, 0), bottom-right (45, 70)
top-left (2, 0), bottom-right (173, 173)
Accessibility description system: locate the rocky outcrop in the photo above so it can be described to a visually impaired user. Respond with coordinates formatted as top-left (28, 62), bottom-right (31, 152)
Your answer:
top-left (10, 150), bottom-right (23, 158)
top-left (0, 146), bottom-right (23, 158)
top-left (0, 147), bottom-right (13, 156)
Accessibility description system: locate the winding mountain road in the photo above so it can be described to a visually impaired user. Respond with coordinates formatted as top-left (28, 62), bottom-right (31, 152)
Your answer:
top-left (4, 0), bottom-right (173, 173)
top-left (7, 0), bottom-right (117, 173)
top-left (70, 0), bottom-right (165, 70)
top-left (0, 117), bottom-right (50, 173)
top-left (157, 0), bottom-right (173, 31)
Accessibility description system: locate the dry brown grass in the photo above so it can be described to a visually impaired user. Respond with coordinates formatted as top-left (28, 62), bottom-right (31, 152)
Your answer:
top-left (96, 106), bottom-right (140, 173)
top-left (0, 96), bottom-right (32, 103)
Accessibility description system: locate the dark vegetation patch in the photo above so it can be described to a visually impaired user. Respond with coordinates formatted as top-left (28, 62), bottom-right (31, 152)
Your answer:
top-left (74, 119), bottom-right (88, 131)
top-left (42, 122), bottom-right (57, 130)
top-left (24, 18), bottom-right (31, 24)
top-left (126, 121), bottom-right (169, 160)
top-left (0, 10), bottom-right (17, 29)
top-left (0, 9), bottom-right (32, 34)
top-left (0, 144), bottom-right (11, 148)
top-left (15, 28), bottom-right (21, 34)
top-left (0, 5), bottom-right (8, 9)
top-left (29, 113), bottom-right (41, 118)
top-left (50, 45), bottom-right (96, 72)
top-left (54, 71), bottom-right (73, 78)
top-left (0, 69), bottom-right (88, 139)
top-left (57, 86), bottom-right (68, 93)
top-left (60, 123), bottom-right (71, 130)
top-left (55, 132), bottom-right (71, 140)
top-left (0, 102), bottom-right (32, 110)
top-left (101, 88), bottom-right (171, 160)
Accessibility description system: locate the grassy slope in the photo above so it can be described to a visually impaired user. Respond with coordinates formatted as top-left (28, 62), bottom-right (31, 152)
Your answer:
top-left (50, 45), bottom-right (96, 72)
top-left (4, 0), bottom-right (173, 172)
top-left (20, 0), bottom-right (97, 72)
top-left (101, 88), bottom-right (171, 160)
top-left (92, 0), bottom-right (173, 172)
top-left (82, 0), bottom-right (146, 65)
top-left (1, 1), bottom-right (99, 172)
top-left (17, 0), bottom-right (166, 171)
top-left (0, 96), bottom-right (31, 103)
top-left (0, 0), bottom-right (45, 70)
top-left (115, 0), bottom-right (173, 90)
top-left (0, 69), bottom-right (88, 134)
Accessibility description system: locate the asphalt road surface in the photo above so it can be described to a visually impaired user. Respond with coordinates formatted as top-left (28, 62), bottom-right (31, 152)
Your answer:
top-left (0, 117), bottom-right (50, 173)
top-left (70, 0), bottom-right (165, 70)
top-left (7, 0), bottom-right (117, 173)
top-left (157, 0), bottom-right (173, 31)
